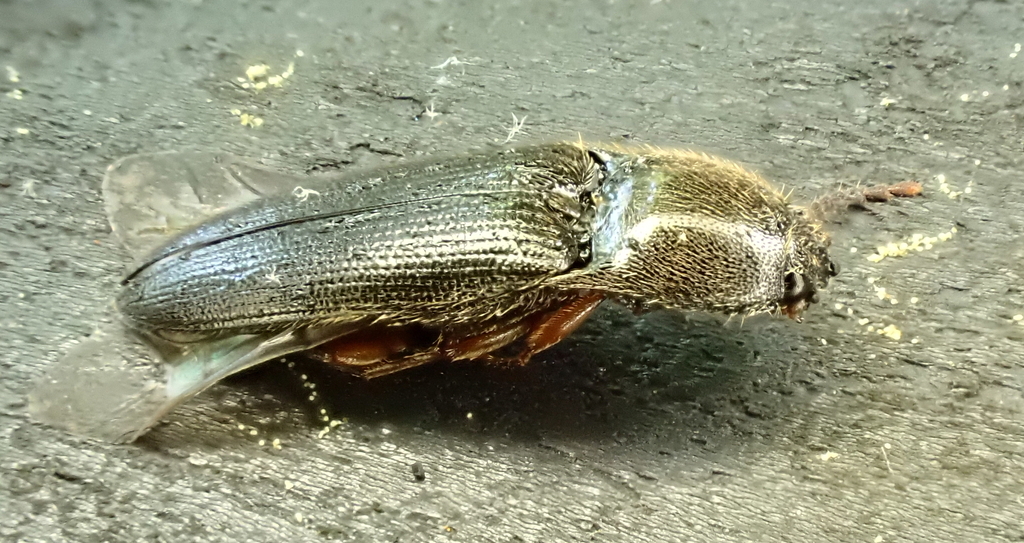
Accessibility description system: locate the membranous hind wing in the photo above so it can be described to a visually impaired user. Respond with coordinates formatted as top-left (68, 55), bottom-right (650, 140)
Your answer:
top-left (103, 151), bottom-right (306, 262)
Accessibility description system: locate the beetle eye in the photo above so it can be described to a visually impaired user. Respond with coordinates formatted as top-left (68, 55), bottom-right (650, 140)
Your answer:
top-left (784, 272), bottom-right (805, 298)
top-left (828, 261), bottom-right (840, 277)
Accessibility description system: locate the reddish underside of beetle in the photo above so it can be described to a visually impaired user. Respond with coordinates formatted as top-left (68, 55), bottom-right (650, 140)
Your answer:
top-left (308, 292), bottom-right (605, 378)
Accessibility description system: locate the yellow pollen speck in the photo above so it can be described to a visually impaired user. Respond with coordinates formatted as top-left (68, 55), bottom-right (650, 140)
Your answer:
top-left (241, 62), bottom-right (295, 92)
top-left (866, 227), bottom-right (958, 262)
top-left (880, 96), bottom-right (897, 107)
top-left (1012, 314), bottom-right (1024, 322)
top-left (15, 127), bottom-right (29, 135)
top-left (7, 89), bottom-right (23, 100)
top-left (820, 451), bottom-right (839, 461)
top-left (880, 324), bottom-right (902, 340)
top-left (5, 66), bottom-right (19, 82)
top-left (272, 438), bottom-right (282, 449)
top-left (237, 112), bottom-right (264, 128)
top-left (246, 64), bottom-right (270, 80)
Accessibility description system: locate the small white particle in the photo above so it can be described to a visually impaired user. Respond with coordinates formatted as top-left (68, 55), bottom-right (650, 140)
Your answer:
top-left (960, 93), bottom-right (970, 102)
top-left (292, 186), bottom-right (321, 201)
top-left (611, 247), bottom-right (632, 266)
top-left (629, 216), bottom-right (663, 243)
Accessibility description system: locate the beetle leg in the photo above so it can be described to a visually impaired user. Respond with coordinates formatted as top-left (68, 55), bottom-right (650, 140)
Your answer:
top-left (314, 325), bottom-right (418, 367)
top-left (512, 291), bottom-right (605, 365)
top-left (308, 325), bottom-right (442, 378)
top-left (440, 320), bottom-right (533, 362)
top-left (356, 351), bottom-right (444, 379)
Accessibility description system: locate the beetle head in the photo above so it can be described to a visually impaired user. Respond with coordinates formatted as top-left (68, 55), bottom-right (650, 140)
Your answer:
top-left (776, 207), bottom-right (838, 321)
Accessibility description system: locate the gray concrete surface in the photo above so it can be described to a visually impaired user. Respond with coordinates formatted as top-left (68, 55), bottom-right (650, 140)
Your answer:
top-left (2, 0), bottom-right (1023, 541)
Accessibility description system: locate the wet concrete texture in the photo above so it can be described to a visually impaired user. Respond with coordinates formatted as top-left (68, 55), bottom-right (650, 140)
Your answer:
top-left (2, 0), bottom-right (1023, 541)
